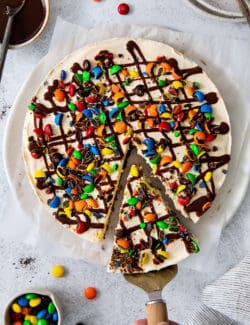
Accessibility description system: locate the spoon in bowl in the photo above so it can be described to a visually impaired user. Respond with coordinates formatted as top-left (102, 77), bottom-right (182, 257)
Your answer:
top-left (0, 0), bottom-right (26, 83)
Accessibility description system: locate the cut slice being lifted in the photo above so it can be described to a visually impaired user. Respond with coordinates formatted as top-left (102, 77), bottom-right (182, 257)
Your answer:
top-left (108, 165), bottom-right (199, 273)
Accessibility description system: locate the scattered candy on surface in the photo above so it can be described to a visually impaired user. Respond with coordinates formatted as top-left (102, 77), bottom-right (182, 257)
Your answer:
top-left (118, 3), bottom-right (130, 15)
top-left (9, 293), bottom-right (59, 325)
top-left (84, 287), bottom-right (97, 300)
top-left (51, 265), bottom-right (65, 278)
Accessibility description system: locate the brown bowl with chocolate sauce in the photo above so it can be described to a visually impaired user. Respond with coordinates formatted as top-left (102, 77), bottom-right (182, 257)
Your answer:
top-left (0, 0), bottom-right (50, 48)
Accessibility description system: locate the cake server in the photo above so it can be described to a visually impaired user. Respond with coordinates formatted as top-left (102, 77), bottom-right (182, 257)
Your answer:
top-left (124, 265), bottom-right (178, 325)
top-left (0, 0), bottom-right (26, 82)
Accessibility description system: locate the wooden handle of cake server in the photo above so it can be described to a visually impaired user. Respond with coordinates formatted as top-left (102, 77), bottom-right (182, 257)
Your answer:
top-left (146, 299), bottom-right (168, 325)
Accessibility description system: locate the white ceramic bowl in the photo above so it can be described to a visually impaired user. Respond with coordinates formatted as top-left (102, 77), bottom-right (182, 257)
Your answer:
top-left (10, 0), bottom-right (50, 49)
top-left (3, 288), bottom-right (62, 325)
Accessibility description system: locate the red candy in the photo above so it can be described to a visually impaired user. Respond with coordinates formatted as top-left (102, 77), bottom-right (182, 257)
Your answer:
top-left (44, 124), bottom-right (52, 136)
top-left (86, 126), bottom-right (95, 137)
top-left (205, 134), bottom-right (216, 142)
top-left (33, 128), bottom-right (43, 137)
top-left (77, 101), bottom-right (85, 111)
top-left (76, 221), bottom-right (86, 234)
top-left (118, 3), bottom-right (130, 15)
top-left (177, 196), bottom-right (191, 206)
top-left (69, 84), bottom-right (75, 97)
top-left (159, 122), bottom-right (170, 132)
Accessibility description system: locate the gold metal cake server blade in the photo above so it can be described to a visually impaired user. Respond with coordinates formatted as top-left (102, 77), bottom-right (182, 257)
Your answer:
top-left (124, 265), bottom-right (178, 325)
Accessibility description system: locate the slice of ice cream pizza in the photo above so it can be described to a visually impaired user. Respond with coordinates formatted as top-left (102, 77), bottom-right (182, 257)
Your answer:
top-left (108, 165), bottom-right (199, 273)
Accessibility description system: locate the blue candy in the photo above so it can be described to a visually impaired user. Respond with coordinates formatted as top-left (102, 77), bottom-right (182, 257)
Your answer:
top-left (159, 104), bottom-right (166, 113)
top-left (65, 187), bottom-right (72, 195)
top-left (92, 66), bottom-right (103, 79)
top-left (193, 90), bottom-right (205, 102)
top-left (200, 104), bottom-right (212, 113)
top-left (93, 211), bottom-right (103, 219)
top-left (162, 237), bottom-right (168, 245)
top-left (61, 69), bottom-right (67, 81)
top-left (17, 296), bottom-right (28, 307)
top-left (143, 138), bottom-right (155, 150)
top-left (109, 107), bottom-right (119, 118)
top-left (144, 150), bottom-right (156, 157)
top-left (55, 113), bottom-right (63, 126)
top-left (83, 109), bottom-right (93, 119)
top-left (52, 312), bottom-right (58, 322)
top-left (169, 121), bottom-right (175, 129)
top-left (103, 99), bottom-right (110, 107)
top-left (90, 106), bottom-right (100, 115)
top-left (82, 174), bottom-right (94, 182)
top-left (199, 181), bottom-right (207, 188)
top-left (48, 196), bottom-right (60, 208)
top-left (58, 158), bottom-right (68, 167)
top-left (195, 122), bottom-right (203, 132)
top-left (37, 309), bottom-right (47, 319)
top-left (90, 145), bottom-right (100, 156)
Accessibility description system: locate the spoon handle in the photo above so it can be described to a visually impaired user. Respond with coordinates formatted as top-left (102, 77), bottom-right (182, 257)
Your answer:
top-left (146, 299), bottom-right (168, 325)
top-left (0, 14), bottom-right (14, 83)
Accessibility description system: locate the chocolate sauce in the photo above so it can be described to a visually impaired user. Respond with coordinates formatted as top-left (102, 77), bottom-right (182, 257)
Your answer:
top-left (0, 0), bottom-right (46, 45)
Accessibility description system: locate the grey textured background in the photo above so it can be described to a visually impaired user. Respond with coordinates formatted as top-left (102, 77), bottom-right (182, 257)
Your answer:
top-left (0, 1), bottom-right (249, 324)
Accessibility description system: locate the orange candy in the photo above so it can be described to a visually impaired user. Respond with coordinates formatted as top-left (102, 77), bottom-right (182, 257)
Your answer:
top-left (144, 213), bottom-right (156, 222)
top-left (146, 62), bottom-right (155, 76)
top-left (96, 125), bottom-right (105, 137)
top-left (160, 62), bottom-right (172, 72)
top-left (75, 200), bottom-right (88, 212)
top-left (181, 162), bottom-right (193, 174)
top-left (114, 121), bottom-right (127, 134)
top-left (160, 156), bottom-right (173, 166)
top-left (146, 118), bottom-right (155, 128)
top-left (117, 238), bottom-right (129, 249)
top-left (54, 89), bottom-right (65, 102)
top-left (111, 84), bottom-right (120, 93)
top-left (13, 322), bottom-right (22, 325)
top-left (84, 287), bottom-right (97, 300)
top-left (187, 87), bottom-right (195, 97)
top-left (22, 307), bottom-right (29, 315)
top-left (147, 104), bottom-right (158, 117)
top-left (125, 105), bottom-right (137, 116)
top-left (113, 92), bottom-right (125, 103)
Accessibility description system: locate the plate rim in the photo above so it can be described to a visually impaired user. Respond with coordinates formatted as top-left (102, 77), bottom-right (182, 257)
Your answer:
top-left (196, 0), bottom-right (243, 18)
top-left (184, 0), bottom-right (246, 22)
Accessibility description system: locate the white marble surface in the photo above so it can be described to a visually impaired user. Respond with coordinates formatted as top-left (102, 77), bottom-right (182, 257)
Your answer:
top-left (0, 1), bottom-right (250, 324)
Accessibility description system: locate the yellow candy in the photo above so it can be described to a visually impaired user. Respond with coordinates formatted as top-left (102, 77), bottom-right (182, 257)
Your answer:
top-left (128, 70), bottom-right (139, 78)
top-left (172, 160), bottom-right (182, 169)
top-left (157, 250), bottom-right (169, 259)
top-left (34, 170), bottom-right (46, 179)
top-left (141, 253), bottom-right (149, 265)
top-left (29, 297), bottom-right (41, 308)
top-left (176, 184), bottom-right (186, 195)
top-left (157, 145), bottom-right (164, 154)
top-left (204, 171), bottom-right (212, 183)
top-left (101, 163), bottom-right (112, 173)
top-left (130, 165), bottom-right (139, 177)
top-left (25, 315), bottom-right (37, 325)
top-left (120, 248), bottom-right (128, 254)
top-left (125, 127), bottom-right (133, 137)
top-left (97, 81), bottom-right (106, 95)
top-left (197, 150), bottom-right (206, 159)
top-left (64, 207), bottom-right (72, 217)
top-left (56, 168), bottom-right (65, 179)
top-left (84, 209), bottom-right (92, 217)
top-left (86, 162), bottom-right (95, 172)
top-left (172, 81), bottom-right (183, 89)
top-left (51, 265), bottom-right (65, 278)
top-left (12, 303), bottom-right (21, 313)
top-left (102, 148), bottom-right (114, 155)
top-left (160, 112), bottom-right (173, 119)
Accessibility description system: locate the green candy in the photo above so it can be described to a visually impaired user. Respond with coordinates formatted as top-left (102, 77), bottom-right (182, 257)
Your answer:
top-left (186, 172), bottom-right (197, 184)
top-left (23, 321), bottom-right (32, 325)
top-left (112, 163), bottom-right (118, 172)
top-left (190, 143), bottom-right (200, 156)
top-left (123, 80), bottom-right (129, 86)
top-left (75, 73), bottom-right (83, 84)
top-left (25, 293), bottom-right (37, 300)
top-left (117, 101), bottom-right (129, 109)
top-left (110, 142), bottom-right (118, 148)
top-left (128, 249), bottom-right (134, 257)
top-left (191, 239), bottom-right (200, 253)
top-left (98, 112), bottom-right (107, 125)
top-left (36, 320), bottom-right (49, 325)
top-left (80, 193), bottom-right (88, 200)
top-left (83, 183), bottom-right (95, 193)
top-left (82, 71), bottom-right (91, 82)
top-left (73, 150), bottom-right (82, 160)
top-left (204, 112), bottom-right (212, 119)
top-left (90, 169), bottom-right (97, 176)
top-left (174, 131), bottom-right (180, 137)
top-left (68, 102), bottom-right (77, 111)
top-left (127, 197), bottom-right (139, 206)
top-left (57, 178), bottom-right (63, 186)
top-left (48, 301), bottom-right (56, 314)
top-left (150, 155), bottom-right (161, 165)
top-left (105, 135), bottom-right (115, 143)
top-left (29, 103), bottom-right (36, 111)
top-left (193, 81), bottom-right (200, 89)
top-left (169, 216), bottom-right (176, 222)
top-left (117, 111), bottom-right (124, 121)
top-left (158, 79), bottom-right (166, 87)
top-left (109, 64), bottom-right (122, 75)
top-left (156, 221), bottom-right (169, 229)
top-left (189, 128), bottom-right (197, 135)
top-left (139, 222), bottom-right (147, 229)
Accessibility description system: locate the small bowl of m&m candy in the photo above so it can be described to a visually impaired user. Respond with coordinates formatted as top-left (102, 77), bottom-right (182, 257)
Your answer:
top-left (3, 289), bottom-right (62, 325)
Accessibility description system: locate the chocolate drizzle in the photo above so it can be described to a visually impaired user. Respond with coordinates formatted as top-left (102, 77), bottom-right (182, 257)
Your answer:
top-left (26, 39), bottom-right (231, 237)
